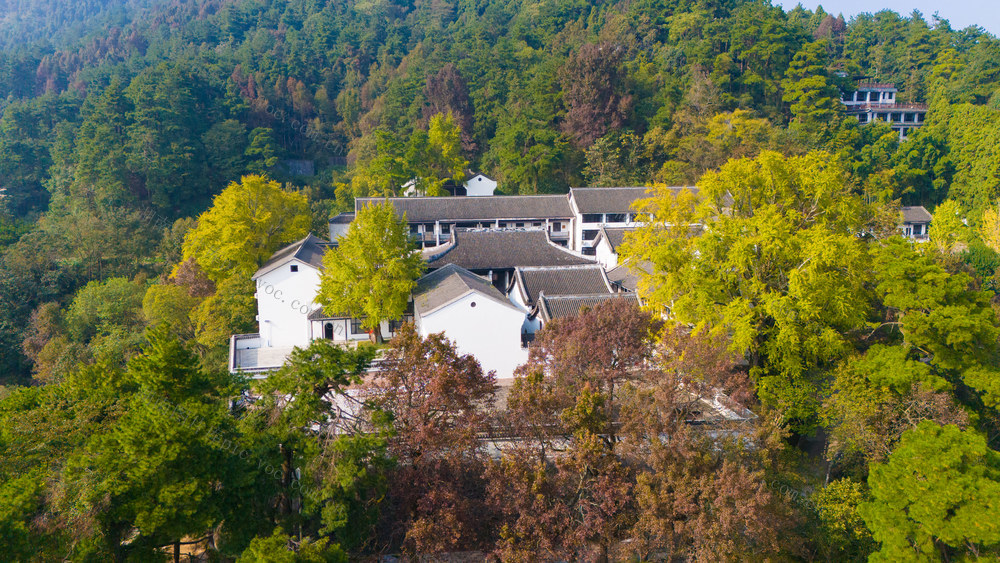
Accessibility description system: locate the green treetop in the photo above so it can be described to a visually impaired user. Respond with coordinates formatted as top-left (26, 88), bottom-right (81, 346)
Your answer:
top-left (861, 421), bottom-right (1000, 561)
top-left (781, 40), bottom-right (843, 139)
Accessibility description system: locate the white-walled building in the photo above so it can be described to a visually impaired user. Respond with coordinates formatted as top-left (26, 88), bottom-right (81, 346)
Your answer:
top-left (507, 264), bottom-right (614, 341)
top-left (328, 212), bottom-right (354, 240)
top-left (842, 81), bottom-right (927, 141)
top-left (568, 187), bottom-right (696, 255)
top-left (591, 226), bottom-right (636, 269)
top-left (354, 194), bottom-right (576, 248)
top-left (401, 172), bottom-right (498, 197)
top-left (250, 234), bottom-right (328, 349)
top-left (413, 264), bottom-right (528, 379)
top-left (236, 185), bottom-right (679, 378)
top-left (231, 235), bottom-right (328, 375)
top-left (900, 205), bottom-right (932, 241)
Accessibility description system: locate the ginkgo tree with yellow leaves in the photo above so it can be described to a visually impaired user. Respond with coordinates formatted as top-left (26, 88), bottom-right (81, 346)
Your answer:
top-left (317, 201), bottom-right (424, 343)
top-left (176, 174), bottom-right (312, 346)
top-left (621, 150), bottom-right (876, 432)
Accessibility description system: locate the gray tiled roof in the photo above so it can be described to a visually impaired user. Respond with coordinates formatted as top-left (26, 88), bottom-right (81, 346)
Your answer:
top-left (536, 292), bottom-right (640, 323)
top-left (513, 265), bottom-right (612, 306)
top-left (252, 234), bottom-right (331, 280)
top-left (423, 229), bottom-right (595, 271)
top-left (356, 194), bottom-right (574, 223)
top-left (570, 186), bottom-right (697, 214)
top-left (307, 306), bottom-right (350, 320)
top-left (414, 264), bottom-right (519, 316)
top-left (606, 260), bottom-right (650, 292)
top-left (594, 227), bottom-right (636, 250)
top-left (901, 205), bottom-right (932, 223)
top-left (329, 212), bottom-right (355, 224)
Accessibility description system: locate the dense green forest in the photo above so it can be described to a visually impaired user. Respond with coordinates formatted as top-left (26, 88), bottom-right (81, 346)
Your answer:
top-left (2, 0), bottom-right (1000, 560)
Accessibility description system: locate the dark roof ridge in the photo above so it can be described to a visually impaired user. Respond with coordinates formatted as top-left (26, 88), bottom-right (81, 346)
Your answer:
top-left (414, 263), bottom-right (517, 316)
top-left (424, 229), bottom-right (594, 270)
top-left (593, 225), bottom-right (637, 250)
top-left (252, 233), bottom-right (331, 280)
top-left (539, 292), bottom-right (624, 300)
top-left (517, 263), bottom-right (605, 270)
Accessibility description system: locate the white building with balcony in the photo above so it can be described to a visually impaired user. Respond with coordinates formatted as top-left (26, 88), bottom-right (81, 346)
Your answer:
top-left (843, 81), bottom-right (927, 141)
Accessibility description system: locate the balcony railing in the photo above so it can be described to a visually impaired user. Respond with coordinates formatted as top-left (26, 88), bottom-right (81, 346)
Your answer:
top-left (844, 102), bottom-right (928, 111)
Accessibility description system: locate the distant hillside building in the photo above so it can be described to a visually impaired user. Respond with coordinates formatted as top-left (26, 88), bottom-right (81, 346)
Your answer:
top-left (842, 81), bottom-right (927, 141)
top-left (900, 205), bottom-right (932, 241)
top-left (401, 172), bottom-right (498, 197)
top-left (353, 194), bottom-right (576, 248)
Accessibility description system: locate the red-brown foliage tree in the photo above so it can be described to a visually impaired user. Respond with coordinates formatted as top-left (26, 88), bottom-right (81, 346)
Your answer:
top-left (365, 323), bottom-right (497, 555)
top-left (560, 42), bottom-right (634, 149)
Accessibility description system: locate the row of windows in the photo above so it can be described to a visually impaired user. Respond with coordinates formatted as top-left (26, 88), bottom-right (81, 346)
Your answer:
top-left (321, 316), bottom-right (413, 339)
top-left (409, 221), bottom-right (565, 234)
top-left (850, 90), bottom-right (895, 103)
top-left (857, 112), bottom-right (925, 124)
top-left (582, 213), bottom-right (631, 224)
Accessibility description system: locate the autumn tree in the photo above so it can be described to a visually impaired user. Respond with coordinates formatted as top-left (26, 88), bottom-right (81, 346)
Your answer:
top-left (423, 64), bottom-right (475, 152)
top-left (404, 113), bottom-right (469, 196)
top-left (508, 297), bottom-right (662, 448)
top-left (365, 323), bottom-right (496, 553)
top-left (622, 151), bottom-right (873, 432)
top-left (928, 199), bottom-right (969, 253)
top-left (181, 174), bottom-right (311, 282)
top-left (560, 42), bottom-right (633, 149)
top-left (180, 174), bottom-right (310, 346)
top-left (317, 202), bottom-right (423, 343)
top-left (490, 386), bottom-right (635, 562)
top-left (980, 200), bottom-right (1000, 252)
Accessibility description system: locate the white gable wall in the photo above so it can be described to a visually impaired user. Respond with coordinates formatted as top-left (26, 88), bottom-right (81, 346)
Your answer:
top-left (417, 292), bottom-right (528, 380)
top-left (594, 237), bottom-right (619, 269)
top-left (464, 174), bottom-right (497, 197)
top-left (255, 259), bottom-right (321, 348)
top-left (507, 278), bottom-right (542, 335)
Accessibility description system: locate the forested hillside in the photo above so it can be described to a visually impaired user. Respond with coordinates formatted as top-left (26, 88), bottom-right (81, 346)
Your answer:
top-left (2, 0), bottom-right (1000, 560)
top-left (1, 0), bottom-right (999, 380)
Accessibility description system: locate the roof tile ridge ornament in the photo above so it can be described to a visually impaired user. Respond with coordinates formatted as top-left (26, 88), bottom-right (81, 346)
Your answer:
top-left (517, 263), bottom-right (604, 271)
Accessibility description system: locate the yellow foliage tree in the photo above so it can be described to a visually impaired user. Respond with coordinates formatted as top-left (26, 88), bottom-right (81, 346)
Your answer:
top-left (980, 201), bottom-right (1000, 253)
top-left (180, 175), bottom-right (311, 283)
top-left (928, 200), bottom-right (969, 254)
top-left (178, 175), bottom-right (310, 346)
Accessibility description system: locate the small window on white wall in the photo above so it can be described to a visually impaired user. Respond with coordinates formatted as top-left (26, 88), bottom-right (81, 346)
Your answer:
top-left (290, 265), bottom-right (299, 272)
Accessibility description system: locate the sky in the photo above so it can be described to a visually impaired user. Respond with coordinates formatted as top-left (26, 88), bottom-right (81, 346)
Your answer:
top-left (773, 1), bottom-right (1000, 36)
